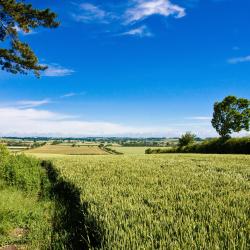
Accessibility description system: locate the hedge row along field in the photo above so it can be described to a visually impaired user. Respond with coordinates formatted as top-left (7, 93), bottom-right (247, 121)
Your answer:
top-left (146, 137), bottom-right (250, 155)
top-left (48, 154), bottom-right (250, 249)
top-left (0, 145), bottom-right (53, 249)
top-left (0, 146), bottom-right (91, 249)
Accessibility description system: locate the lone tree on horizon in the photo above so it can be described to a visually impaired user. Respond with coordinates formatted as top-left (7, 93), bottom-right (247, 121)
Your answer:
top-left (211, 96), bottom-right (250, 138)
top-left (0, 0), bottom-right (59, 76)
top-left (178, 132), bottom-right (196, 147)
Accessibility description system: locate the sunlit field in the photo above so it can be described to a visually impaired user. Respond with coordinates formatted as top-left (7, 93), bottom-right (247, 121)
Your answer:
top-left (39, 153), bottom-right (250, 249)
top-left (26, 144), bottom-right (108, 155)
top-left (107, 146), bottom-right (165, 155)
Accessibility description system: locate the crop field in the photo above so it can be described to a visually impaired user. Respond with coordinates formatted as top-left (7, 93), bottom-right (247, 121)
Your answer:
top-left (7, 146), bottom-right (29, 152)
top-left (42, 154), bottom-right (250, 249)
top-left (59, 142), bottom-right (100, 146)
top-left (25, 144), bottom-right (108, 155)
top-left (108, 146), bottom-right (167, 155)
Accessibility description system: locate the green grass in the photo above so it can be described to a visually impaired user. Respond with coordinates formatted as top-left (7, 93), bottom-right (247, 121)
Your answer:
top-left (0, 180), bottom-right (53, 249)
top-left (0, 146), bottom-right (53, 249)
top-left (42, 154), bottom-right (250, 249)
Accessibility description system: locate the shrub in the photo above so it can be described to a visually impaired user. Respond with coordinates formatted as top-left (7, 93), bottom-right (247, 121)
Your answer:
top-left (51, 140), bottom-right (62, 145)
top-left (147, 137), bottom-right (250, 154)
top-left (178, 132), bottom-right (196, 147)
top-left (0, 145), bottom-right (50, 196)
top-left (145, 148), bottom-right (152, 154)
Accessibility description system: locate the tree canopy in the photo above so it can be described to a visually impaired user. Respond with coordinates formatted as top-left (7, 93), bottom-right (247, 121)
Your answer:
top-left (178, 132), bottom-right (196, 147)
top-left (0, 0), bottom-right (59, 76)
top-left (211, 96), bottom-right (250, 138)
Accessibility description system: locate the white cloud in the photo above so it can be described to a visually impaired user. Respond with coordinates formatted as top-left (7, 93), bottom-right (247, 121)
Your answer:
top-left (43, 64), bottom-right (75, 77)
top-left (72, 1), bottom-right (185, 37)
top-left (124, 0), bottom-right (186, 24)
top-left (60, 92), bottom-right (86, 98)
top-left (61, 93), bottom-right (77, 98)
top-left (228, 55), bottom-right (250, 64)
top-left (120, 25), bottom-right (153, 37)
top-left (0, 106), bottom-right (219, 138)
top-left (16, 99), bottom-right (51, 108)
top-left (73, 3), bottom-right (114, 23)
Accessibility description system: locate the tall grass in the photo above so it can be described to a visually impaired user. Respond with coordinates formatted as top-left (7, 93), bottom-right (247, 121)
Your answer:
top-left (0, 145), bottom-right (53, 249)
top-left (48, 154), bottom-right (250, 249)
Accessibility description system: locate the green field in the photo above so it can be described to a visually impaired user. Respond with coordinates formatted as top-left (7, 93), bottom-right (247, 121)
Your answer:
top-left (107, 146), bottom-right (165, 155)
top-left (39, 153), bottom-right (250, 249)
top-left (7, 146), bottom-right (29, 152)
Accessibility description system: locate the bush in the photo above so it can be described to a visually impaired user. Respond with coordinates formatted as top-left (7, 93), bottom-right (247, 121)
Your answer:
top-left (0, 145), bottom-right (50, 196)
top-left (103, 147), bottom-right (123, 155)
top-left (178, 132), bottom-right (196, 147)
top-left (146, 137), bottom-right (250, 154)
top-left (145, 148), bottom-right (152, 154)
top-left (51, 140), bottom-right (62, 145)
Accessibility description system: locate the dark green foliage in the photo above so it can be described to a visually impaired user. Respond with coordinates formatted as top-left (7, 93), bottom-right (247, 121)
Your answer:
top-left (0, 145), bottom-right (53, 248)
top-left (178, 132), bottom-right (196, 147)
top-left (146, 137), bottom-right (250, 154)
top-left (98, 144), bottom-right (123, 155)
top-left (145, 148), bottom-right (152, 154)
top-left (0, 146), bottom-right (104, 248)
top-left (0, 0), bottom-right (59, 76)
top-left (182, 137), bottom-right (250, 154)
top-left (212, 96), bottom-right (250, 138)
top-left (0, 145), bottom-right (50, 196)
top-left (31, 141), bottom-right (46, 148)
top-left (51, 140), bottom-right (62, 145)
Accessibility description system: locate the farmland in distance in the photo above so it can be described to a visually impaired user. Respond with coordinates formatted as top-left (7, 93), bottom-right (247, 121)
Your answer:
top-left (107, 146), bottom-right (163, 155)
top-left (26, 144), bottom-right (108, 155)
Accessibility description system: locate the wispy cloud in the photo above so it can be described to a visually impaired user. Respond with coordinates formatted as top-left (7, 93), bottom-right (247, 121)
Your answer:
top-left (124, 0), bottom-right (186, 24)
top-left (72, 3), bottom-right (114, 24)
top-left (43, 64), bottom-right (75, 77)
top-left (72, 1), bottom-right (185, 37)
top-left (120, 25), bottom-right (153, 37)
top-left (61, 93), bottom-right (77, 98)
top-left (16, 99), bottom-right (51, 108)
top-left (60, 92), bottom-right (86, 98)
top-left (228, 55), bottom-right (250, 64)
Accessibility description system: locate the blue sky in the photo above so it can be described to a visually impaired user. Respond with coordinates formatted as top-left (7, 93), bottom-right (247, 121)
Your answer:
top-left (0, 0), bottom-right (249, 137)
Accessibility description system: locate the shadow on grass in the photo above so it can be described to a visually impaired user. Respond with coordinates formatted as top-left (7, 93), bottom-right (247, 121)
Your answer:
top-left (41, 161), bottom-right (103, 250)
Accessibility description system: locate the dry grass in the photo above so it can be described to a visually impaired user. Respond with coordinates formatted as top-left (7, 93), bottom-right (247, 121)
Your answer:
top-left (25, 145), bottom-right (108, 155)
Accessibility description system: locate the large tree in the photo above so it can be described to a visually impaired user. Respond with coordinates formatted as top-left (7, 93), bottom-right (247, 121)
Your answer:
top-left (0, 0), bottom-right (59, 76)
top-left (211, 96), bottom-right (250, 138)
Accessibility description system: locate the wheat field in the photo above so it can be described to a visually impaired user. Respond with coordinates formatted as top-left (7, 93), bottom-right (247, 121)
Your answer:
top-left (41, 153), bottom-right (250, 249)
